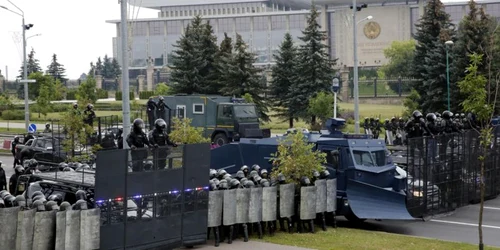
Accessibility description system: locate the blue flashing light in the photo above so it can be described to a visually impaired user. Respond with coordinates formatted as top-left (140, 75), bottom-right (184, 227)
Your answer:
top-left (185, 188), bottom-right (192, 192)
top-left (133, 195), bottom-right (142, 199)
top-left (170, 190), bottom-right (179, 194)
top-left (96, 200), bottom-right (104, 204)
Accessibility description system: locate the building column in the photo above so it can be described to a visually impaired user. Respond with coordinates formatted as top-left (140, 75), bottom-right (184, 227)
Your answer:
top-left (321, 5), bottom-right (329, 46)
top-left (95, 75), bottom-right (103, 89)
top-left (138, 75), bottom-right (146, 92)
top-left (146, 57), bottom-right (155, 91)
top-left (340, 68), bottom-right (350, 101)
top-left (267, 16), bottom-right (272, 63)
top-left (418, 0), bottom-right (424, 17)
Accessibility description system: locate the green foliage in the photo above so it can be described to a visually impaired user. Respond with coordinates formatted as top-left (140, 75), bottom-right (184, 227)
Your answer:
top-left (307, 92), bottom-right (335, 126)
top-left (96, 89), bottom-right (109, 99)
top-left (379, 40), bottom-right (416, 78)
top-left (412, 0), bottom-right (455, 113)
top-left (270, 131), bottom-right (326, 186)
top-left (139, 91), bottom-right (155, 99)
top-left (53, 79), bottom-right (66, 101)
top-left (46, 54), bottom-right (67, 82)
top-left (66, 90), bottom-right (77, 100)
top-left (18, 48), bottom-right (42, 78)
top-left (115, 91), bottom-right (135, 101)
top-left (1, 110), bottom-right (26, 120)
top-left (29, 72), bottom-right (66, 118)
top-left (294, 5), bottom-right (337, 122)
top-left (270, 33), bottom-right (301, 128)
top-left (77, 75), bottom-right (98, 104)
top-left (154, 83), bottom-right (172, 96)
top-left (242, 93), bottom-right (254, 103)
top-left (60, 106), bottom-right (93, 158)
top-left (169, 117), bottom-right (210, 144)
top-left (170, 16), bottom-right (220, 94)
top-left (219, 34), bottom-right (269, 121)
top-left (403, 90), bottom-right (422, 118)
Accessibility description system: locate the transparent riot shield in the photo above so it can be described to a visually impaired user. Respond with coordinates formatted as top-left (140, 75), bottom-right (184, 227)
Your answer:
top-left (236, 189), bottom-right (251, 224)
top-left (279, 184), bottom-right (295, 218)
top-left (208, 191), bottom-right (223, 228)
top-left (248, 188), bottom-right (263, 223)
top-left (315, 180), bottom-right (327, 213)
top-left (300, 186), bottom-right (317, 220)
top-left (0, 207), bottom-right (20, 250)
top-left (262, 187), bottom-right (277, 222)
top-left (326, 179), bottom-right (338, 213)
top-left (223, 190), bottom-right (237, 226)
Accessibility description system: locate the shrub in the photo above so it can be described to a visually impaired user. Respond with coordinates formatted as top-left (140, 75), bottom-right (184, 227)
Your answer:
top-left (66, 90), bottom-right (77, 100)
top-left (169, 117), bottom-right (210, 144)
top-left (2, 110), bottom-right (28, 120)
top-left (96, 89), bottom-right (109, 99)
top-left (115, 91), bottom-right (135, 101)
top-left (139, 91), bottom-right (155, 100)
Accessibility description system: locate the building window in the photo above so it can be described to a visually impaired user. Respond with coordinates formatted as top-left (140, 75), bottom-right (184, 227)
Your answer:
top-left (149, 21), bottom-right (164, 36)
top-left (193, 104), bottom-right (204, 114)
top-left (176, 105), bottom-right (186, 119)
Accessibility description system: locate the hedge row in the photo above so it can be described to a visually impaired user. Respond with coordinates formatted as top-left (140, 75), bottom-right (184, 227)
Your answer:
top-left (139, 91), bottom-right (155, 100)
top-left (115, 91), bottom-right (135, 101)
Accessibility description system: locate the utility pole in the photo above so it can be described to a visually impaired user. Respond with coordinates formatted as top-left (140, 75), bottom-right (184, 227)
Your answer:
top-left (120, 0), bottom-right (131, 149)
top-left (22, 16), bottom-right (29, 131)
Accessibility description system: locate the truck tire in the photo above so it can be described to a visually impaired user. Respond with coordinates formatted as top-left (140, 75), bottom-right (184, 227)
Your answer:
top-left (213, 133), bottom-right (229, 146)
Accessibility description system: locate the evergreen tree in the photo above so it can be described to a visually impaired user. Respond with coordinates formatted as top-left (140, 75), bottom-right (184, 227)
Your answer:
top-left (170, 16), bottom-right (220, 94)
top-left (18, 48), bottom-right (42, 78)
top-left (102, 55), bottom-right (113, 78)
top-left (95, 57), bottom-right (104, 76)
top-left (88, 62), bottom-right (96, 77)
top-left (111, 57), bottom-right (121, 78)
top-left (47, 54), bottom-right (67, 82)
top-left (294, 5), bottom-right (337, 124)
top-left (215, 33), bottom-right (233, 83)
top-left (411, 0), bottom-right (455, 113)
top-left (220, 34), bottom-right (269, 121)
top-left (270, 33), bottom-right (301, 128)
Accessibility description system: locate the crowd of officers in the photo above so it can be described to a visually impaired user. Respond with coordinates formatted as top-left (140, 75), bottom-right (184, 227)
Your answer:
top-left (364, 110), bottom-right (476, 145)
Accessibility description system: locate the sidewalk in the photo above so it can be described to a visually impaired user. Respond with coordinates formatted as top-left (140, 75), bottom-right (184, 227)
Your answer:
top-left (177, 241), bottom-right (313, 250)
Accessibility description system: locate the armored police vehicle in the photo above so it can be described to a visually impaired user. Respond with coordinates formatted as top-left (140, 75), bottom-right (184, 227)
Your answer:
top-left (211, 118), bottom-right (415, 221)
top-left (158, 95), bottom-right (271, 145)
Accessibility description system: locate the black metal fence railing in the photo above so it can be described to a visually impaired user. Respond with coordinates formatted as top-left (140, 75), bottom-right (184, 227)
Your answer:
top-left (405, 130), bottom-right (500, 218)
top-left (349, 77), bottom-right (417, 98)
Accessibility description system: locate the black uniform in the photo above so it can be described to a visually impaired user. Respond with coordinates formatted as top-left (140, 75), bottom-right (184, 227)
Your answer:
top-left (24, 133), bottom-right (34, 144)
top-left (43, 124), bottom-right (52, 133)
top-left (9, 166), bottom-right (24, 195)
top-left (116, 128), bottom-right (124, 149)
top-left (0, 165), bottom-right (7, 191)
top-left (148, 119), bottom-right (177, 170)
top-left (12, 137), bottom-right (21, 166)
top-left (156, 97), bottom-right (169, 121)
top-left (126, 119), bottom-right (151, 172)
top-left (146, 98), bottom-right (158, 130)
top-left (84, 104), bottom-right (96, 127)
top-left (405, 111), bottom-right (430, 157)
top-left (425, 113), bottom-right (439, 162)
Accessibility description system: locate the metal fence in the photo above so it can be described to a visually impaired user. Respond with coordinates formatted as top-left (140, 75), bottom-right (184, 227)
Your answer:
top-left (405, 130), bottom-right (500, 218)
top-left (349, 77), bottom-right (416, 98)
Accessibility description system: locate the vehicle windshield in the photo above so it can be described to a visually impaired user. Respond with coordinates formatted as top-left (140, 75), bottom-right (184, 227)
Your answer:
top-left (352, 150), bottom-right (386, 167)
top-left (233, 105), bottom-right (258, 118)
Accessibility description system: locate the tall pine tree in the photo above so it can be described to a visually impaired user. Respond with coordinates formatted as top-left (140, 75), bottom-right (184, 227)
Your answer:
top-left (47, 54), bottom-right (67, 82)
top-left (18, 48), bottom-right (42, 78)
top-left (170, 16), bottom-right (220, 94)
top-left (95, 57), bottom-right (104, 76)
top-left (102, 55), bottom-right (113, 78)
top-left (111, 57), bottom-right (121, 78)
top-left (294, 5), bottom-right (336, 124)
top-left (270, 33), bottom-right (301, 128)
top-left (411, 0), bottom-right (455, 113)
top-left (220, 34), bottom-right (269, 121)
top-left (215, 33), bottom-right (233, 83)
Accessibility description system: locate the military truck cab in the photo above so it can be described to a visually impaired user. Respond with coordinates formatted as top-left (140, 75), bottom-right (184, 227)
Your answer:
top-left (159, 95), bottom-right (270, 145)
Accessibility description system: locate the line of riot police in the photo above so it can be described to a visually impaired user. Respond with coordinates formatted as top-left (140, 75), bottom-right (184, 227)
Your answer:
top-left (146, 96), bottom-right (169, 130)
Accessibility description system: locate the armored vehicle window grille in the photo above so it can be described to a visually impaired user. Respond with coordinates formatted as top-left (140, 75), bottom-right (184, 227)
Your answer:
top-left (322, 150), bottom-right (339, 169)
top-left (352, 150), bottom-right (386, 167)
top-left (176, 105), bottom-right (186, 119)
top-left (193, 104), bottom-right (204, 114)
top-left (233, 105), bottom-right (257, 118)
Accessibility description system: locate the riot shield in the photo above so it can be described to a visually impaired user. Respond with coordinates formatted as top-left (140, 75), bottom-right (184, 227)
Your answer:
top-left (32, 211), bottom-right (56, 250)
top-left (326, 179), bottom-right (338, 213)
top-left (315, 180), bottom-right (327, 213)
top-left (248, 188), bottom-right (263, 223)
top-left (80, 209), bottom-right (100, 250)
top-left (16, 208), bottom-right (36, 250)
top-left (0, 207), bottom-right (20, 250)
top-left (236, 189), bottom-right (251, 224)
top-left (398, 129), bottom-right (406, 142)
top-left (386, 131), bottom-right (394, 145)
top-left (262, 186), bottom-right (277, 222)
top-left (279, 184), bottom-right (295, 218)
top-left (300, 186), bottom-right (317, 220)
top-left (223, 189), bottom-right (237, 226)
top-left (64, 210), bottom-right (81, 250)
top-left (55, 212), bottom-right (66, 250)
top-left (208, 191), bottom-right (223, 227)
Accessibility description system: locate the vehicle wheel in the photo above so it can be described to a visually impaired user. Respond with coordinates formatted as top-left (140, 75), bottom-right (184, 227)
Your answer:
top-left (344, 210), bottom-right (366, 223)
top-left (213, 133), bottom-right (229, 146)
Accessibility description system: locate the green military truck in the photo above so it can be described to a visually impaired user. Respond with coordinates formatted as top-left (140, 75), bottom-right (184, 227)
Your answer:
top-left (159, 95), bottom-right (271, 145)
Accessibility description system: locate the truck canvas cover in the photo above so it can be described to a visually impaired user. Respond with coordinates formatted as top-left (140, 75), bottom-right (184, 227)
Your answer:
top-left (346, 180), bottom-right (414, 220)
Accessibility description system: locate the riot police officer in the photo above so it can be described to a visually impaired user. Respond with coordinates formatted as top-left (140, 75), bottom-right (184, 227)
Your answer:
top-left (11, 136), bottom-right (20, 166)
top-left (43, 123), bottom-right (52, 133)
top-left (372, 118), bottom-right (382, 139)
top-left (146, 97), bottom-right (158, 130)
top-left (126, 119), bottom-right (152, 172)
top-left (24, 132), bottom-right (35, 144)
top-left (405, 111), bottom-right (431, 157)
top-left (84, 104), bottom-right (96, 127)
top-left (156, 96), bottom-right (169, 121)
top-left (9, 166), bottom-right (24, 195)
top-left (116, 128), bottom-right (124, 149)
top-left (390, 117), bottom-right (398, 137)
top-left (442, 111), bottom-right (462, 134)
top-left (425, 113), bottom-right (439, 162)
top-left (72, 102), bottom-right (81, 116)
top-left (0, 161), bottom-right (6, 191)
top-left (363, 117), bottom-right (370, 134)
top-left (148, 119), bottom-right (177, 170)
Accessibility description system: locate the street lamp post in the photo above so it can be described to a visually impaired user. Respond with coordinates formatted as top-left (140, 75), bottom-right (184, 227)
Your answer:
top-left (1, 1), bottom-right (33, 131)
top-left (120, 0), bottom-right (131, 149)
top-left (445, 40), bottom-right (454, 111)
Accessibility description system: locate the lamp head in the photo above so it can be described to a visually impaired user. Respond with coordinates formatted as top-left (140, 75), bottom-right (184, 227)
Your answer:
top-left (445, 40), bottom-right (454, 45)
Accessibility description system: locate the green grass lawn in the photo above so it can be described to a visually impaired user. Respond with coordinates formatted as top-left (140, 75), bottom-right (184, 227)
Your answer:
top-left (260, 228), bottom-right (498, 250)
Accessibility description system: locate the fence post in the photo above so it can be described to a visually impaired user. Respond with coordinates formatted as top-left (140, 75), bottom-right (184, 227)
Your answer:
top-left (398, 77), bottom-right (402, 97)
top-left (374, 78), bottom-right (378, 98)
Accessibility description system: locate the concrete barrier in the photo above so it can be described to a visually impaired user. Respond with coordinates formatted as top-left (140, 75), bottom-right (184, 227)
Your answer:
top-left (0, 208), bottom-right (100, 250)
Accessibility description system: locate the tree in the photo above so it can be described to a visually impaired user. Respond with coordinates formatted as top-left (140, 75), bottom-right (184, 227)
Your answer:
top-left (215, 33), bottom-right (233, 85)
top-left (155, 83), bottom-right (173, 96)
top-left (76, 75), bottom-right (98, 104)
top-left (294, 5), bottom-right (337, 124)
top-left (102, 55), bottom-right (113, 79)
top-left (308, 92), bottom-right (336, 127)
top-left (28, 72), bottom-right (65, 117)
top-left (458, 53), bottom-right (496, 250)
top-left (270, 130), bottom-right (326, 186)
top-left (220, 34), bottom-right (270, 121)
top-left (270, 33), bottom-right (301, 128)
top-left (378, 40), bottom-right (416, 94)
top-left (95, 57), bottom-right (104, 76)
top-left (18, 48), bottom-right (42, 78)
top-left (169, 117), bottom-right (210, 144)
top-left (451, 0), bottom-right (493, 110)
top-left (88, 62), bottom-right (96, 77)
top-left (111, 57), bottom-right (121, 79)
top-left (170, 16), bottom-right (220, 94)
top-left (411, 0), bottom-right (455, 113)
top-left (47, 54), bottom-right (67, 82)
top-left (60, 105), bottom-right (93, 159)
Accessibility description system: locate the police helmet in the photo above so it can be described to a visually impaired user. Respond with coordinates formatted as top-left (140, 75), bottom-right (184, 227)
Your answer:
top-left (209, 180), bottom-right (217, 191)
top-left (375, 117), bottom-right (380, 121)
top-left (73, 102), bottom-right (78, 109)
top-left (229, 179), bottom-right (240, 189)
top-left (45, 123), bottom-right (50, 128)
top-left (300, 176), bottom-right (311, 186)
top-left (15, 195), bottom-right (26, 207)
top-left (32, 194), bottom-right (46, 203)
top-left (241, 165), bottom-right (249, 173)
top-left (63, 167), bottom-right (74, 172)
top-left (436, 112), bottom-right (442, 118)
top-left (74, 162), bottom-right (83, 170)
top-left (260, 169), bottom-right (268, 178)
top-left (260, 179), bottom-right (271, 187)
top-left (211, 178), bottom-right (220, 187)
top-left (4, 195), bottom-right (16, 207)
top-left (277, 173), bottom-right (286, 183)
top-left (399, 117), bottom-right (404, 122)
top-left (32, 200), bottom-right (46, 211)
top-left (251, 164), bottom-right (261, 172)
top-left (240, 177), bottom-right (248, 184)
top-left (364, 117), bottom-right (369, 121)
top-left (81, 164), bottom-right (91, 170)
top-left (73, 200), bottom-right (88, 210)
top-left (391, 117), bottom-right (396, 122)
top-left (48, 194), bottom-right (63, 205)
top-left (29, 159), bottom-right (38, 168)
top-left (384, 118), bottom-right (389, 123)
top-left (75, 190), bottom-right (87, 201)
top-left (442, 111), bottom-right (453, 120)
top-left (460, 113), bottom-right (466, 118)
top-left (132, 118), bottom-right (145, 131)
top-left (59, 162), bottom-right (68, 170)
top-left (412, 110), bottom-right (423, 119)
top-left (209, 169), bottom-right (217, 179)
top-left (87, 104), bottom-right (93, 110)
top-left (144, 161), bottom-right (153, 171)
top-left (253, 175), bottom-right (263, 184)
top-left (14, 166), bottom-right (24, 176)
top-left (312, 170), bottom-right (320, 178)
top-left (249, 170), bottom-right (258, 179)
top-left (154, 119), bottom-right (167, 131)
top-left (0, 190), bottom-right (9, 199)
top-left (320, 170), bottom-right (330, 179)
top-left (370, 117), bottom-right (374, 121)
top-left (59, 202), bottom-right (72, 211)
top-left (217, 169), bottom-right (227, 178)
top-left (218, 179), bottom-right (229, 190)
top-left (31, 191), bottom-right (44, 200)
top-left (14, 135), bottom-right (19, 142)
top-left (426, 113), bottom-right (437, 122)
top-left (236, 170), bottom-right (245, 180)
top-left (45, 201), bottom-right (59, 211)
top-left (0, 198), bottom-right (4, 208)
top-left (455, 113), bottom-right (460, 118)
top-left (159, 96), bottom-right (164, 101)
top-left (223, 174), bottom-right (232, 181)
top-left (243, 180), bottom-right (255, 188)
